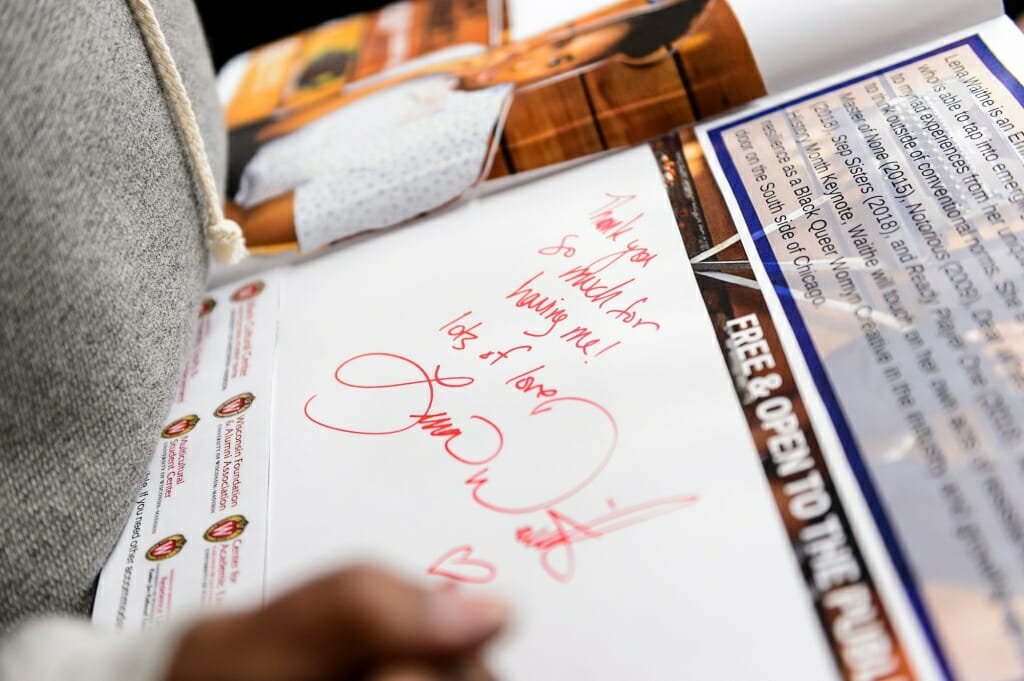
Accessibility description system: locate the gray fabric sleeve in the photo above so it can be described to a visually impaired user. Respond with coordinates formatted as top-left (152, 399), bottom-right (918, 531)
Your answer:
top-left (0, 0), bottom-right (225, 631)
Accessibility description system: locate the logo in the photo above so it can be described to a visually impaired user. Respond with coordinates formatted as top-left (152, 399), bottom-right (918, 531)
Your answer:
top-left (161, 414), bottom-right (199, 439)
top-left (231, 281), bottom-right (265, 302)
top-left (214, 392), bottom-right (255, 418)
top-left (204, 514), bottom-right (248, 543)
top-left (145, 534), bottom-right (186, 561)
top-left (199, 297), bottom-right (217, 318)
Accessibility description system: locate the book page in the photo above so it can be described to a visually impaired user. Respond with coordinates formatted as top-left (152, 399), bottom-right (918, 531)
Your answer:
top-left (729, 0), bottom-right (1003, 93)
top-left (93, 276), bottom-right (282, 628)
top-left (508, 0), bottom-right (1004, 92)
top-left (220, 0), bottom-right (1004, 257)
top-left (264, 146), bottom-right (839, 680)
top-left (701, 16), bottom-right (1024, 681)
top-left (221, 0), bottom-right (770, 252)
top-left (95, 9), bottom-right (1024, 681)
top-left (218, 0), bottom-right (497, 128)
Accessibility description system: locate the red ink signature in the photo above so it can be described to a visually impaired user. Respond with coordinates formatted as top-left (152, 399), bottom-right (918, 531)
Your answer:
top-left (478, 344), bottom-right (532, 365)
top-left (506, 271), bottom-right (571, 338)
top-left (412, 412), bottom-right (503, 465)
top-left (305, 353), bottom-right (618, 514)
top-left (558, 258), bottom-right (659, 333)
top-left (464, 396), bottom-right (618, 515)
top-left (506, 365), bottom-right (558, 399)
top-left (559, 262), bottom-right (635, 309)
top-left (304, 352), bottom-right (502, 467)
top-left (516, 495), bottom-right (698, 583)
top-left (428, 545), bottom-right (498, 584)
top-left (558, 325), bottom-right (619, 358)
top-left (607, 298), bottom-right (660, 331)
top-left (504, 274), bottom-right (626, 358)
top-left (590, 193), bottom-right (656, 267)
top-left (590, 193), bottom-right (644, 244)
top-left (439, 311), bottom-right (482, 350)
top-left (538, 234), bottom-right (579, 258)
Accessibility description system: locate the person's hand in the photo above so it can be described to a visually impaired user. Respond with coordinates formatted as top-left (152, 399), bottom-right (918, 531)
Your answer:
top-left (165, 565), bottom-right (507, 681)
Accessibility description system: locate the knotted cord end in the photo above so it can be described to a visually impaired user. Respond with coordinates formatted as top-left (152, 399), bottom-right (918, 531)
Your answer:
top-left (208, 218), bottom-right (248, 265)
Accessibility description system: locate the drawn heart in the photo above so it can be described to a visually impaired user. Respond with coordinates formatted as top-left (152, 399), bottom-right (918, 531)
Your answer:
top-left (427, 545), bottom-right (497, 584)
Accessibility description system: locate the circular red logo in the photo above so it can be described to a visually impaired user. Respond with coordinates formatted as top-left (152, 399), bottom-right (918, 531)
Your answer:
top-left (231, 281), bottom-right (265, 303)
top-left (199, 297), bottom-right (217, 318)
top-left (161, 414), bottom-right (199, 439)
top-left (204, 514), bottom-right (248, 543)
top-left (214, 392), bottom-right (255, 418)
top-left (145, 534), bottom-right (187, 561)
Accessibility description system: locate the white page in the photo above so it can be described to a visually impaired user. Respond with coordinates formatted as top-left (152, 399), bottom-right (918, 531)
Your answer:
top-left (507, 0), bottom-right (615, 40)
top-left (508, 0), bottom-right (1003, 93)
top-left (729, 0), bottom-right (1002, 93)
top-left (93, 275), bottom-right (282, 628)
top-left (266, 147), bottom-right (837, 679)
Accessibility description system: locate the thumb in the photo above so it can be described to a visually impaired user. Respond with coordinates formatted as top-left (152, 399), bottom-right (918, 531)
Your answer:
top-left (273, 566), bottom-right (507, 673)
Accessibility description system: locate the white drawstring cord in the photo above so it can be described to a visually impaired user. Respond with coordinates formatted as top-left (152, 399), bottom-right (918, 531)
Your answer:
top-left (127, 0), bottom-right (248, 265)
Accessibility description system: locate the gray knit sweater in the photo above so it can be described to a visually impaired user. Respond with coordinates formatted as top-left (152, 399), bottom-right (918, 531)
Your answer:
top-left (0, 0), bottom-right (224, 631)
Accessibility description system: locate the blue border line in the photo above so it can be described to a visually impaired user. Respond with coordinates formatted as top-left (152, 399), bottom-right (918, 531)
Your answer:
top-left (707, 34), bottom-right (1024, 681)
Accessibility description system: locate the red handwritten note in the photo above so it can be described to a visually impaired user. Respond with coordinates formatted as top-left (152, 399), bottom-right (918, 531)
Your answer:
top-left (428, 545), bottom-right (498, 584)
top-left (266, 148), bottom-right (834, 679)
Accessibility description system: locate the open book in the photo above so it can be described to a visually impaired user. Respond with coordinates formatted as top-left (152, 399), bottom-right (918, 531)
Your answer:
top-left (95, 1), bottom-right (1024, 679)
